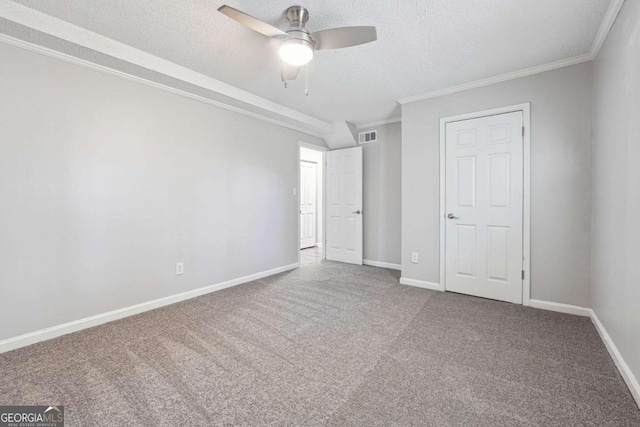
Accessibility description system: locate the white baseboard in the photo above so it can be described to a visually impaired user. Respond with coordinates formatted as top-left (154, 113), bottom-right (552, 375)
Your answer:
top-left (399, 277), bottom-right (443, 291)
top-left (528, 299), bottom-right (591, 317)
top-left (363, 259), bottom-right (401, 270)
top-left (590, 309), bottom-right (640, 408)
top-left (0, 263), bottom-right (299, 354)
top-left (530, 299), bottom-right (640, 408)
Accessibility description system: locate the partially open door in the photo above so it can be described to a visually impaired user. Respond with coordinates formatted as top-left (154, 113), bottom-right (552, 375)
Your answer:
top-left (326, 146), bottom-right (363, 265)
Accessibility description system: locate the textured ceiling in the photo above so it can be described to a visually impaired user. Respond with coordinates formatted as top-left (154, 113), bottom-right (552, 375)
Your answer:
top-left (8, 0), bottom-right (612, 125)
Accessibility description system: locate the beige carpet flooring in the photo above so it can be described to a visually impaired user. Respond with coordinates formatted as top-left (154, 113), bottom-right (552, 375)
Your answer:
top-left (1, 260), bottom-right (639, 426)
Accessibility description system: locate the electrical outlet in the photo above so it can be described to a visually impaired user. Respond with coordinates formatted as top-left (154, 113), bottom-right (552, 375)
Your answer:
top-left (411, 252), bottom-right (419, 264)
top-left (175, 262), bottom-right (184, 275)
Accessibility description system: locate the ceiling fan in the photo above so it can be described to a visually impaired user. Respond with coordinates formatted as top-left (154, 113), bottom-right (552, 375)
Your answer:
top-left (218, 5), bottom-right (377, 84)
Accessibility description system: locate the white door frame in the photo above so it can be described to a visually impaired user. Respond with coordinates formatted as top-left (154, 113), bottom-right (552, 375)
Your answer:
top-left (299, 160), bottom-right (318, 249)
top-left (439, 103), bottom-right (531, 305)
top-left (297, 141), bottom-right (329, 265)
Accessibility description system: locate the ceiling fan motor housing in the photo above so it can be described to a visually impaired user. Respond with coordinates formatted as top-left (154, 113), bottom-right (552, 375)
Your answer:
top-left (285, 30), bottom-right (314, 48)
top-left (284, 6), bottom-right (315, 50)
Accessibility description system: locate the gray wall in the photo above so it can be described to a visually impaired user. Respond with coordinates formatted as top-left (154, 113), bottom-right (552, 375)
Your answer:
top-left (591, 0), bottom-right (640, 390)
top-left (362, 122), bottom-right (402, 265)
top-left (0, 42), bottom-right (325, 341)
top-left (401, 62), bottom-right (593, 306)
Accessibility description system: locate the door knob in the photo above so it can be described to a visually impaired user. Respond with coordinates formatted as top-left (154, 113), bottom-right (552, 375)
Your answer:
top-left (447, 213), bottom-right (458, 219)
top-left (352, 210), bottom-right (362, 215)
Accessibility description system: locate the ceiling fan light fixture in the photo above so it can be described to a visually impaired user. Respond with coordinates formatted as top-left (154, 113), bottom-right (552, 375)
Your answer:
top-left (218, 4), bottom-right (377, 84)
top-left (279, 38), bottom-right (314, 66)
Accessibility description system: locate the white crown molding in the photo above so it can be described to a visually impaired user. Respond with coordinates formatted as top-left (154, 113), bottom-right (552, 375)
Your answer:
top-left (0, 1), bottom-right (334, 137)
top-left (0, 263), bottom-right (299, 354)
top-left (397, 0), bottom-right (625, 105)
top-left (356, 117), bottom-right (401, 129)
top-left (590, 0), bottom-right (625, 58)
top-left (397, 53), bottom-right (592, 105)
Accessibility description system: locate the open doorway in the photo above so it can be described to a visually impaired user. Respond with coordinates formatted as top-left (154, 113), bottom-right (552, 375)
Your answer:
top-left (298, 143), bottom-right (327, 265)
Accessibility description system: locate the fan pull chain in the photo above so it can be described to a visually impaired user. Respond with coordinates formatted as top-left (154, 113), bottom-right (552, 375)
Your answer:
top-left (305, 64), bottom-right (309, 96)
top-left (283, 60), bottom-right (288, 89)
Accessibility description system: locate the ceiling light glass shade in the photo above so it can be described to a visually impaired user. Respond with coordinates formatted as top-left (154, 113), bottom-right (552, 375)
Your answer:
top-left (279, 39), bottom-right (314, 66)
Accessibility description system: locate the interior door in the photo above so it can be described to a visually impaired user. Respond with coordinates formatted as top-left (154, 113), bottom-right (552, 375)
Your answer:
top-left (326, 146), bottom-right (363, 264)
top-left (300, 161), bottom-right (317, 249)
top-left (445, 111), bottom-right (524, 304)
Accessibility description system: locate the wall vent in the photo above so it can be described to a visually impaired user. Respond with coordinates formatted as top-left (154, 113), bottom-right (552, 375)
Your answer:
top-left (358, 130), bottom-right (377, 144)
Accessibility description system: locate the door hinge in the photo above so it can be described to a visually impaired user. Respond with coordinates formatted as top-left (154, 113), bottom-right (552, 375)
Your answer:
top-left (522, 126), bottom-right (525, 137)
top-left (522, 270), bottom-right (525, 280)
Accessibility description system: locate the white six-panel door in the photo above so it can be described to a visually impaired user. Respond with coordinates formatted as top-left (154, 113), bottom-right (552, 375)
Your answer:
top-left (445, 111), bottom-right (524, 304)
top-left (300, 161), bottom-right (317, 249)
top-left (326, 147), bottom-right (363, 265)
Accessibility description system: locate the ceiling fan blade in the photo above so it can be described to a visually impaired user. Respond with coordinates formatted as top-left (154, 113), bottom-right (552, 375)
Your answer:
top-left (311, 26), bottom-right (377, 50)
top-left (218, 5), bottom-right (287, 38)
top-left (281, 63), bottom-right (301, 82)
